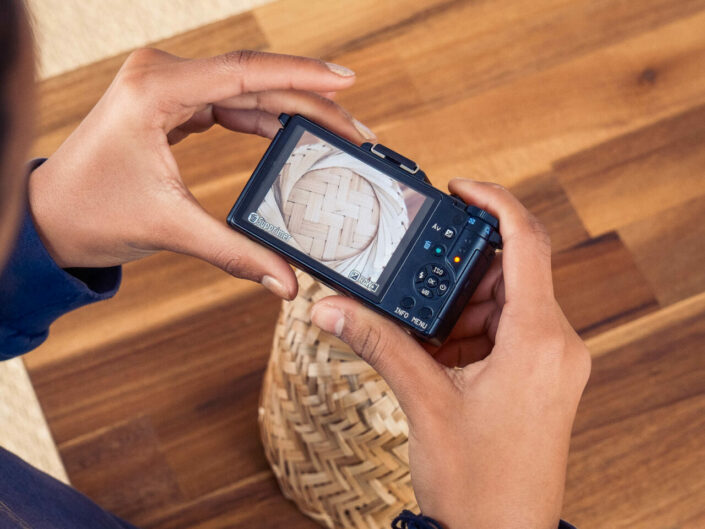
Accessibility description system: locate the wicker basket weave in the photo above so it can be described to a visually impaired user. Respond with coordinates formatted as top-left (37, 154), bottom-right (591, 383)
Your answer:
top-left (259, 271), bottom-right (417, 529)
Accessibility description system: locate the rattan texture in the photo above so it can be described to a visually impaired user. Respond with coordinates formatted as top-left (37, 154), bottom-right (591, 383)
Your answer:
top-left (259, 271), bottom-right (417, 529)
top-left (282, 167), bottom-right (381, 261)
top-left (257, 140), bottom-right (410, 284)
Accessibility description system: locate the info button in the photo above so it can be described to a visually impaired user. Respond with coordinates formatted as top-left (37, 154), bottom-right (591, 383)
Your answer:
top-left (400, 296), bottom-right (415, 309)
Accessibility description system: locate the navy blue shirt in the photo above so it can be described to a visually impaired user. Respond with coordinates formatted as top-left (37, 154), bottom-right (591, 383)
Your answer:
top-left (0, 174), bottom-right (576, 529)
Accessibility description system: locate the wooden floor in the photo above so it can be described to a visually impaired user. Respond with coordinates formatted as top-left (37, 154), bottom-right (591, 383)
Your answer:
top-left (24, 1), bottom-right (705, 528)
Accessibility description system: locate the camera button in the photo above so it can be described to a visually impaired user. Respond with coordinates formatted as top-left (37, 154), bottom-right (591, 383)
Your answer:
top-left (443, 228), bottom-right (455, 239)
top-left (430, 265), bottom-right (447, 277)
top-left (437, 281), bottom-right (449, 296)
top-left (426, 276), bottom-right (439, 288)
top-left (418, 307), bottom-right (433, 320)
top-left (419, 287), bottom-right (434, 298)
top-left (400, 296), bottom-right (416, 309)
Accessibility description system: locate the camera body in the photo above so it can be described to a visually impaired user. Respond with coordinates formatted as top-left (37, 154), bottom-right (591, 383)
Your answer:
top-left (227, 114), bottom-right (502, 345)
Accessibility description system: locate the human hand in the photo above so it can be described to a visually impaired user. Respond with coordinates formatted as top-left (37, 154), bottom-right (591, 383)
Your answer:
top-left (310, 180), bottom-right (591, 529)
top-left (29, 49), bottom-right (374, 299)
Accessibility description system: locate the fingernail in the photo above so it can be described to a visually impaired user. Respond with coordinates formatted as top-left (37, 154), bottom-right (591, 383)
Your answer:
top-left (353, 118), bottom-right (376, 140)
top-left (311, 304), bottom-right (345, 337)
top-left (325, 62), bottom-right (355, 77)
top-left (262, 275), bottom-right (289, 299)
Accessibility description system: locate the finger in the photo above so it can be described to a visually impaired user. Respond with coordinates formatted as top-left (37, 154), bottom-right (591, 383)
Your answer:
top-left (449, 299), bottom-right (501, 341)
top-left (166, 200), bottom-right (298, 300)
top-left (318, 91), bottom-right (337, 100)
top-left (155, 50), bottom-right (356, 110)
top-left (213, 108), bottom-right (282, 139)
top-left (432, 336), bottom-right (493, 368)
top-left (310, 296), bottom-right (452, 413)
top-left (468, 252), bottom-right (504, 304)
top-left (448, 179), bottom-right (554, 309)
top-left (213, 89), bottom-right (375, 143)
top-left (167, 105), bottom-right (216, 144)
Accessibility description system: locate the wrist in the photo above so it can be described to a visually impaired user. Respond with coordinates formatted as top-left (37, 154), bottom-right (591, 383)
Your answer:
top-left (27, 158), bottom-right (71, 268)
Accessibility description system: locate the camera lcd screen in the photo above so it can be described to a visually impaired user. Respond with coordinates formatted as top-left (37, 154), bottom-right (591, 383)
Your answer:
top-left (244, 129), bottom-right (433, 294)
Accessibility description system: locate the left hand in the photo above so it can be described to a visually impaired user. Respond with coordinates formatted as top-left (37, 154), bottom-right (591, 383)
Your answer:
top-left (29, 49), bottom-right (373, 299)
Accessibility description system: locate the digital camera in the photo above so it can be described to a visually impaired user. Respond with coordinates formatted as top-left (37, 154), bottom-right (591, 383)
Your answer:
top-left (227, 114), bottom-right (502, 344)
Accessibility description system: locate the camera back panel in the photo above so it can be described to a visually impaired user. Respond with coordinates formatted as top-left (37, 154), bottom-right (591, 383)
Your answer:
top-left (228, 114), bottom-right (501, 344)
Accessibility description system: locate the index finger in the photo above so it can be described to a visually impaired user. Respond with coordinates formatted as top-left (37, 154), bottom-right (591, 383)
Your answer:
top-left (448, 179), bottom-right (554, 307)
top-left (158, 50), bottom-right (356, 108)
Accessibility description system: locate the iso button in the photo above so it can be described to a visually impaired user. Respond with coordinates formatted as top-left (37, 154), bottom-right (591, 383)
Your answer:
top-left (430, 265), bottom-right (446, 277)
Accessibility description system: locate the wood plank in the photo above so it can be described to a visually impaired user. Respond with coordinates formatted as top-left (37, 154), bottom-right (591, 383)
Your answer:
top-left (30, 290), bottom-right (283, 512)
top-left (141, 473), bottom-right (315, 529)
top-left (392, 0), bottom-right (705, 104)
top-left (510, 172), bottom-right (590, 253)
top-left (307, 38), bottom-right (424, 126)
top-left (253, 0), bottom-right (453, 59)
top-left (556, 104), bottom-right (705, 236)
top-left (619, 194), bottom-right (705, 306)
top-left (372, 10), bottom-right (705, 189)
top-left (564, 295), bottom-right (705, 527)
top-left (60, 416), bottom-right (184, 522)
top-left (552, 233), bottom-right (658, 337)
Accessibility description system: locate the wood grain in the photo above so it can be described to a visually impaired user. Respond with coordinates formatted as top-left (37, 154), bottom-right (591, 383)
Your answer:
top-left (565, 298), bottom-right (705, 528)
top-left (21, 1), bottom-right (705, 528)
top-left (552, 233), bottom-right (659, 336)
top-left (556, 104), bottom-right (705, 236)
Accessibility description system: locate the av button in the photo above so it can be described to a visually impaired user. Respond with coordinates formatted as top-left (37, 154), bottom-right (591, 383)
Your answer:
top-left (443, 228), bottom-right (455, 239)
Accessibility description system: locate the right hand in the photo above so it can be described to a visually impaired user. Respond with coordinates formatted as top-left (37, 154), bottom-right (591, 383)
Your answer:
top-left (311, 180), bottom-right (591, 529)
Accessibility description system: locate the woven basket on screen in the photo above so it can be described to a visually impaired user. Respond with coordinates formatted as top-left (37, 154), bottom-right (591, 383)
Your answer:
top-left (282, 167), bottom-right (381, 261)
top-left (259, 271), bottom-right (417, 529)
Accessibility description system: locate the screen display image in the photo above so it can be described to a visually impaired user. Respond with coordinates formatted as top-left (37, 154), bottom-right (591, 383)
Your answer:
top-left (247, 131), bottom-right (430, 293)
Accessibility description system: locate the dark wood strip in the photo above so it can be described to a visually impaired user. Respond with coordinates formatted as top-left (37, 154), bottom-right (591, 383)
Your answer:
top-left (552, 233), bottom-right (659, 337)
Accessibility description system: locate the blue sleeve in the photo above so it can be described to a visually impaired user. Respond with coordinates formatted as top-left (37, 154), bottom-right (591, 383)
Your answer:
top-left (0, 172), bottom-right (121, 359)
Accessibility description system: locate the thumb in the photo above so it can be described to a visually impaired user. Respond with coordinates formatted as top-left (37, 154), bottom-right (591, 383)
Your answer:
top-left (166, 203), bottom-right (298, 300)
top-left (311, 296), bottom-right (450, 412)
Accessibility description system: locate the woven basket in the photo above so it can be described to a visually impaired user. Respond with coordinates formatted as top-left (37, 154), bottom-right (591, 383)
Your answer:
top-left (259, 271), bottom-right (417, 529)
